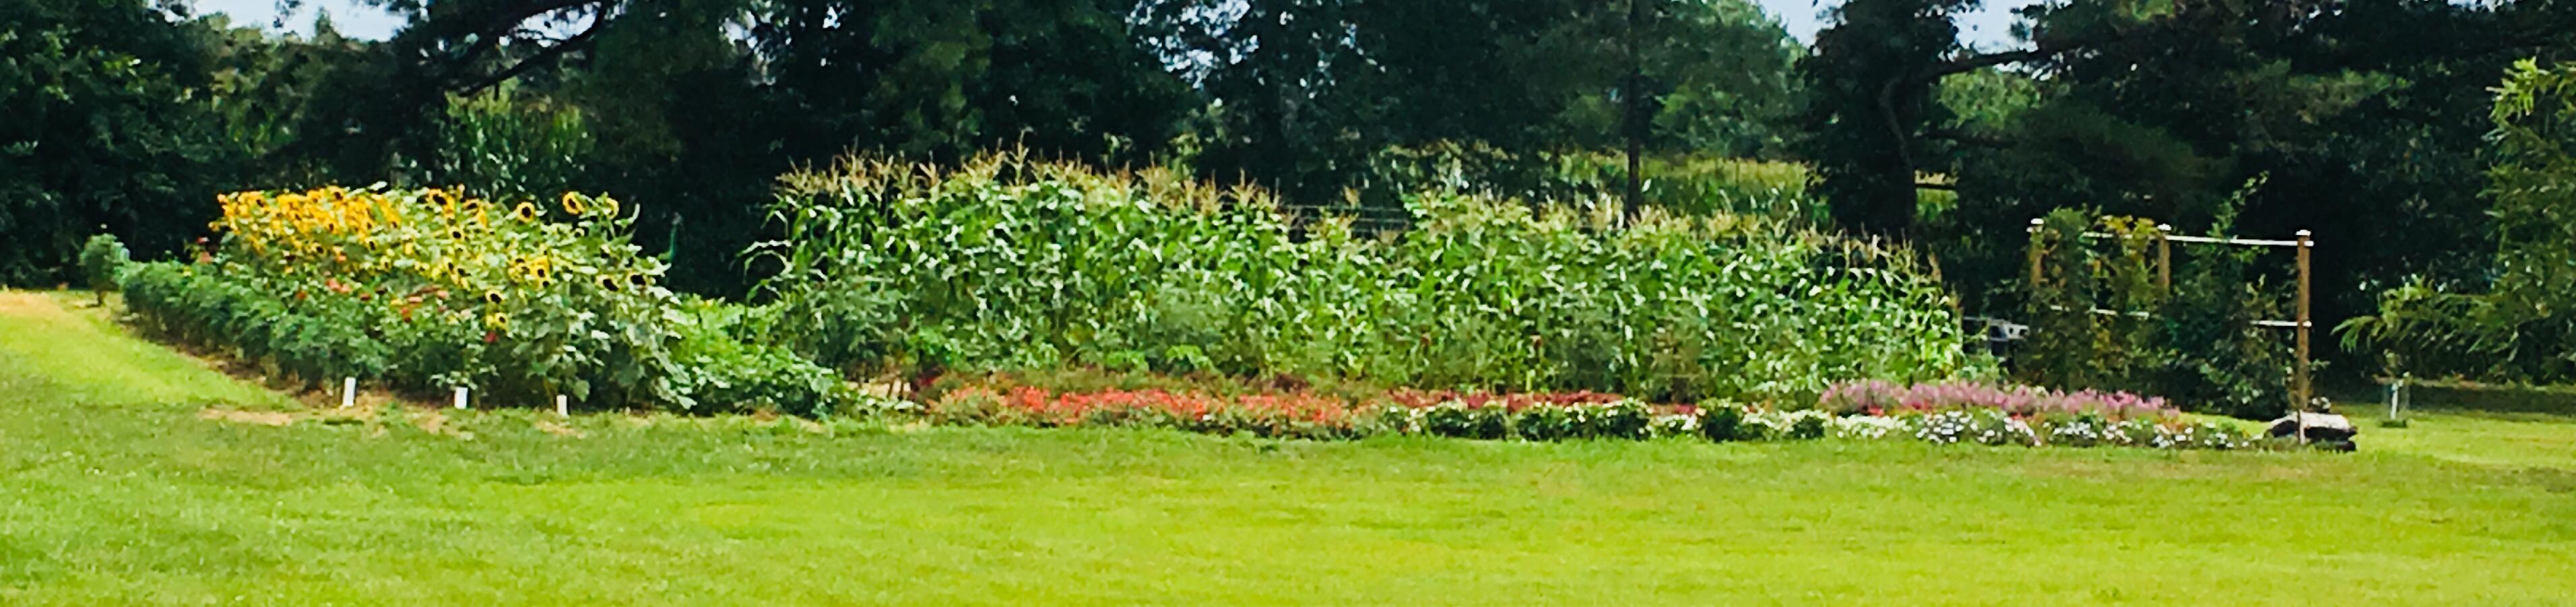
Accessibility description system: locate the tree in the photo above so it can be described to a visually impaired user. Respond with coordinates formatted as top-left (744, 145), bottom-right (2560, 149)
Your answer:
top-left (1797, 0), bottom-right (1973, 238)
top-left (1143, 0), bottom-right (1803, 215)
top-left (2342, 59), bottom-right (2576, 382)
top-left (752, 0), bottom-right (1193, 162)
top-left (0, 0), bottom-right (240, 284)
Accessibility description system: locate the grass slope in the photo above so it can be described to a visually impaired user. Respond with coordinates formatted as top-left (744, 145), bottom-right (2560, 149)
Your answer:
top-left (2, 291), bottom-right (2572, 604)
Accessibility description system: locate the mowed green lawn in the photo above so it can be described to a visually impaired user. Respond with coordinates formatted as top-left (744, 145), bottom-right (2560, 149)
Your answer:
top-left (3, 292), bottom-right (2572, 605)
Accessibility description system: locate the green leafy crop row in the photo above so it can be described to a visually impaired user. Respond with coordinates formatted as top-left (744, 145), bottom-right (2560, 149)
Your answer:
top-left (759, 152), bottom-right (1988, 402)
top-left (119, 186), bottom-right (855, 415)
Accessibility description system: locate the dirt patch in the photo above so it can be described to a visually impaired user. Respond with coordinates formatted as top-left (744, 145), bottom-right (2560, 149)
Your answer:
top-left (535, 420), bottom-right (586, 437)
top-left (198, 408), bottom-right (296, 426)
top-left (0, 292), bottom-right (84, 328)
top-left (411, 410), bottom-right (449, 435)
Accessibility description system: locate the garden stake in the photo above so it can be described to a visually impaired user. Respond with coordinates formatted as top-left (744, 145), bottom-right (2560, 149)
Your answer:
top-left (342, 377), bottom-right (356, 410)
top-left (556, 395), bottom-right (568, 417)
top-left (453, 387), bottom-right (468, 410)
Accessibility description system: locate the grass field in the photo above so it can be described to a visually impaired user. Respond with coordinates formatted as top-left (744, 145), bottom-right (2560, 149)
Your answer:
top-left (3, 291), bottom-right (2572, 604)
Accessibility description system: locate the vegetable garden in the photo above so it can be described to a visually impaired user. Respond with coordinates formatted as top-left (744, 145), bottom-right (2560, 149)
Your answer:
top-left (99, 152), bottom-right (2280, 450)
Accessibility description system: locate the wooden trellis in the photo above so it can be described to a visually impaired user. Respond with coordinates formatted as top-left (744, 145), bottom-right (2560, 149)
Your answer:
top-left (2026, 218), bottom-right (2316, 412)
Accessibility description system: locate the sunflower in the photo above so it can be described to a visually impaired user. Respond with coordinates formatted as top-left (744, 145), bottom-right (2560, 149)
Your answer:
top-left (513, 201), bottom-right (542, 224)
top-left (429, 189), bottom-right (460, 216)
top-left (560, 192), bottom-right (587, 216)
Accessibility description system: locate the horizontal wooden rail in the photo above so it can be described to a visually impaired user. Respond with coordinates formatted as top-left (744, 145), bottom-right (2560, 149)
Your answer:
top-left (2049, 230), bottom-right (2313, 247)
top-left (2040, 305), bottom-right (2307, 327)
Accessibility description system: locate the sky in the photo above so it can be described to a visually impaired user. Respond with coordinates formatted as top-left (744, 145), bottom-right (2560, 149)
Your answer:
top-left (189, 0), bottom-right (2036, 48)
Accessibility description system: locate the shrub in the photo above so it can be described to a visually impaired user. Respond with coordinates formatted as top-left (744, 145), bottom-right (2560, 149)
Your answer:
top-left (1696, 400), bottom-right (1746, 441)
top-left (79, 233), bottom-right (129, 305)
top-left (1422, 402), bottom-right (1512, 440)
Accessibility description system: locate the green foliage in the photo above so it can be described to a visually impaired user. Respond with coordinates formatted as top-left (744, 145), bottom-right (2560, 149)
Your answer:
top-left (1350, 143), bottom-right (1816, 226)
top-left (2343, 59), bottom-right (2576, 383)
top-left (2022, 200), bottom-right (2295, 418)
top-left (1144, 0), bottom-right (1806, 214)
top-left (761, 152), bottom-right (1987, 402)
top-left (0, 0), bottom-right (241, 285)
top-left (2023, 210), bottom-right (2164, 390)
top-left (1544, 152), bottom-right (1816, 221)
top-left (119, 186), bottom-right (850, 414)
top-left (1532, 0), bottom-right (1807, 158)
top-left (1797, 0), bottom-right (1970, 236)
top-left (79, 233), bottom-right (131, 300)
top-left (415, 88), bottom-right (598, 206)
top-left (754, 0), bottom-right (1192, 162)
top-left (1696, 400), bottom-right (1746, 441)
top-left (121, 261), bottom-right (396, 383)
top-left (2149, 189), bottom-right (2294, 419)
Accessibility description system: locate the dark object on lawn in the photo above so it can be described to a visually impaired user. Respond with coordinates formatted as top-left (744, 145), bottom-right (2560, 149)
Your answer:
top-left (2268, 412), bottom-right (2358, 450)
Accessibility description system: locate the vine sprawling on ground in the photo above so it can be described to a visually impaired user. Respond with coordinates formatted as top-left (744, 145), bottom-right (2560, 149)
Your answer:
top-left (756, 152), bottom-right (1988, 404)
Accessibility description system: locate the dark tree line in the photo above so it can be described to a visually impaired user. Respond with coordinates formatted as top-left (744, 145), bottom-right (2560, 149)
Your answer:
top-left (4, 0), bottom-right (1801, 292)
top-left (19, 0), bottom-right (2576, 381)
top-left (1799, 0), bottom-right (2576, 374)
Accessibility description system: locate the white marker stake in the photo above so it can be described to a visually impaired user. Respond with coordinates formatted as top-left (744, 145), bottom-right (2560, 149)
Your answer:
top-left (555, 395), bottom-right (568, 417)
top-left (453, 387), bottom-right (468, 410)
top-left (341, 377), bottom-right (358, 409)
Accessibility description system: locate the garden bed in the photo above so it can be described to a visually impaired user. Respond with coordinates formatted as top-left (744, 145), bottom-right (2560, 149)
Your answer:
top-left (916, 375), bottom-right (2272, 450)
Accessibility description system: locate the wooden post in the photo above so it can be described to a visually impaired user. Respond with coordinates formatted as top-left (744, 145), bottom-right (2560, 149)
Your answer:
top-left (2155, 224), bottom-right (2173, 292)
top-left (1621, 0), bottom-right (1644, 224)
top-left (2295, 229), bottom-right (2314, 422)
top-left (2027, 218), bottom-right (2045, 288)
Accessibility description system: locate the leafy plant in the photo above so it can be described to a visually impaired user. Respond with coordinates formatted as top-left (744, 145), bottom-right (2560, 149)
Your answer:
top-left (79, 233), bottom-right (130, 305)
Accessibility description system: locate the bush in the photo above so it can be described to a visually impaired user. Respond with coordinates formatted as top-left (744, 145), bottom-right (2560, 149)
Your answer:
top-left (1696, 400), bottom-right (1747, 441)
top-left (760, 152), bottom-right (1987, 402)
top-left (79, 233), bottom-right (130, 305)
